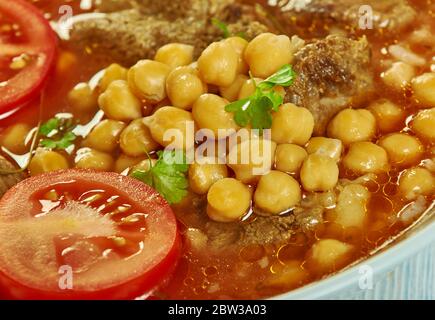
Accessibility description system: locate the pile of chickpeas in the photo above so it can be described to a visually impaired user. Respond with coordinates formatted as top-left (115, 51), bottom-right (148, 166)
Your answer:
top-left (1, 32), bottom-right (434, 229)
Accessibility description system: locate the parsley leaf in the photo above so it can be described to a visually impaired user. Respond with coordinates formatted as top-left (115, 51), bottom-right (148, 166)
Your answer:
top-left (258, 64), bottom-right (297, 90)
top-left (225, 64), bottom-right (296, 132)
top-left (212, 18), bottom-right (246, 39)
top-left (130, 150), bottom-right (189, 205)
top-left (212, 18), bottom-right (231, 38)
top-left (39, 118), bottom-right (60, 136)
top-left (40, 132), bottom-right (77, 150)
top-left (39, 117), bottom-right (77, 150)
top-left (225, 98), bottom-right (251, 127)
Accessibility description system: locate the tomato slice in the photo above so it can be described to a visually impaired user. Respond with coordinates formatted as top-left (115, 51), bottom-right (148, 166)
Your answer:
top-left (0, 0), bottom-right (57, 114)
top-left (0, 169), bottom-right (181, 300)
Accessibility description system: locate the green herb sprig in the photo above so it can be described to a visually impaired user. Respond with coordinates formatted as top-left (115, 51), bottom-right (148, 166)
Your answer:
top-left (212, 18), bottom-right (246, 39)
top-left (225, 64), bottom-right (296, 132)
top-left (39, 117), bottom-right (77, 150)
top-left (130, 150), bottom-right (189, 205)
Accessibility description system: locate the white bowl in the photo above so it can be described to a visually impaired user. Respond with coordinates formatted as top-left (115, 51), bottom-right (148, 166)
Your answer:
top-left (274, 209), bottom-right (435, 300)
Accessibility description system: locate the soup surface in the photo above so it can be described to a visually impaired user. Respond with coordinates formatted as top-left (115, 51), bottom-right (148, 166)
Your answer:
top-left (0, 0), bottom-right (433, 299)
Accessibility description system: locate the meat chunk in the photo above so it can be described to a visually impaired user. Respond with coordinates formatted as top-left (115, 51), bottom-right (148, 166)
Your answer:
top-left (186, 188), bottom-right (340, 250)
top-left (0, 156), bottom-right (24, 198)
top-left (204, 215), bottom-right (296, 249)
top-left (285, 35), bottom-right (374, 135)
top-left (193, 193), bottom-right (334, 250)
top-left (240, 215), bottom-right (295, 245)
top-left (276, 0), bottom-right (416, 35)
top-left (71, 0), bottom-right (268, 66)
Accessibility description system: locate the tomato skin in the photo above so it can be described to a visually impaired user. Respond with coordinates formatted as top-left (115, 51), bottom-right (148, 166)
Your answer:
top-left (0, 170), bottom-right (182, 300)
top-left (0, 0), bottom-right (57, 114)
top-left (0, 234), bottom-right (182, 300)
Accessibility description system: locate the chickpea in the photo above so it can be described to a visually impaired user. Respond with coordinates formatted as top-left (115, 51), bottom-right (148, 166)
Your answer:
top-left (412, 73), bottom-right (435, 107)
top-left (28, 149), bottom-right (69, 176)
top-left (327, 109), bottom-right (376, 146)
top-left (399, 167), bottom-right (435, 200)
top-left (331, 184), bottom-right (370, 229)
top-left (114, 154), bottom-right (147, 173)
top-left (368, 99), bottom-right (405, 133)
top-left (300, 154), bottom-right (339, 192)
top-left (343, 142), bottom-right (389, 174)
top-left (225, 36), bottom-right (249, 75)
top-left (67, 83), bottom-right (98, 114)
top-left (82, 120), bottom-right (126, 153)
top-left (220, 74), bottom-right (248, 102)
top-left (274, 144), bottom-right (307, 175)
top-left (238, 77), bottom-right (263, 99)
top-left (98, 80), bottom-right (142, 121)
top-left (244, 33), bottom-right (294, 78)
top-left (198, 41), bottom-right (239, 87)
top-left (271, 103), bottom-right (314, 146)
top-left (411, 108), bottom-right (435, 141)
top-left (306, 239), bottom-right (354, 275)
top-left (0, 123), bottom-right (31, 154)
top-left (192, 94), bottom-right (239, 137)
top-left (254, 170), bottom-right (301, 215)
top-left (207, 178), bottom-right (251, 222)
top-left (166, 66), bottom-right (207, 110)
top-left (154, 43), bottom-right (194, 69)
top-left (98, 63), bottom-right (128, 92)
top-left (306, 137), bottom-right (343, 162)
top-left (188, 158), bottom-right (228, 195)
top-left (75, 148), bottom-right (114, 171)
top-left (237, 77), bottom-right (286, 101)
top-left (119, 119), bottom-right (159, 157)
top-left (128, 59), bottom-right (170, 103)
top-left (143, 106), bottom-right (195, 150)
top-left (378, 133), bottom-right (424, 168)
top-left (133, 158), bottom-right (157, 172)
top-left (382, 62), bottom-right (415, 90)
top-left (227, 137), bottom-right (277, 184)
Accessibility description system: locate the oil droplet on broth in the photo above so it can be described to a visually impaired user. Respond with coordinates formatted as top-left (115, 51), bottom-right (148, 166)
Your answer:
top-left (202, 266), bottom-right (218, 277)
top-left (183, 277), bottom-right (195, 287)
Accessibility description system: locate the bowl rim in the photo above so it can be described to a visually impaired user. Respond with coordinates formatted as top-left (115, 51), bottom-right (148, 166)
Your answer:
top-left (271, 218), bottom-right (435, 300)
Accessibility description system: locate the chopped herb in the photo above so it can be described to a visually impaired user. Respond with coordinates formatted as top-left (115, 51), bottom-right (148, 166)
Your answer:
top-left (225, 64), bottom-right (296, 132)
top-left (258, 64), bottom-right (297, 89)
top-left (40, 131), bottom-right (77, 150)
top-left (130, 150), bottom-right (189, 205)
top-left (39, 116), bottom-right (77, 150)
top-left (39, 118), bottom-right (60, 136)
top-left (212, 18), bottom-right (246, 39)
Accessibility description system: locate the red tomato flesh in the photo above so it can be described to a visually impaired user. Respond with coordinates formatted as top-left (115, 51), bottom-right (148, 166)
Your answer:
top-left (0, 170), bottom-right (181, 299)
top-left (0, 0), bottom-right (57, 114)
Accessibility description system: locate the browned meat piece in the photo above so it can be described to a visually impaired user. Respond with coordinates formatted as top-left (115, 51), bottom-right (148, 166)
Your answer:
top-left (204, 215), bottom-right (295, 249)
top-left (205, 221), bottom-right (242, 248)
top-left (182, 189), bottom-right (339, 250)
top-left (274, 0), bottom-right (416, 35)
top-left (71, 0), bottom-right (268, 66)
top-left (239, 215), bottom-right (295, 245)
top-left (0, 156), bottom-right (24, 198)
top-left (286, 35), bottom-right (374, 135)
top-left (190, 194), bottom-right (330, 250)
